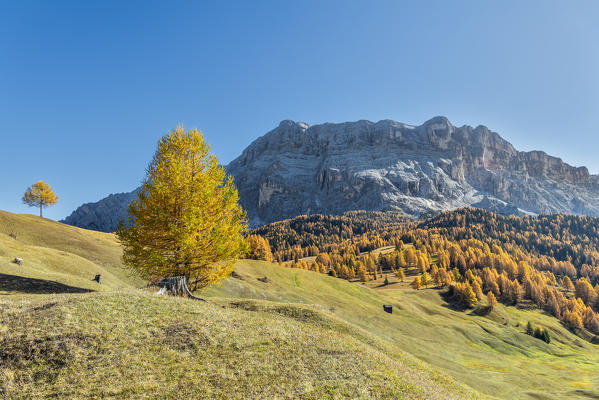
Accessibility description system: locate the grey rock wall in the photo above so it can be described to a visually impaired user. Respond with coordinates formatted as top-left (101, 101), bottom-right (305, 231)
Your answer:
top-left (62, 116), bottom-right (599, 231)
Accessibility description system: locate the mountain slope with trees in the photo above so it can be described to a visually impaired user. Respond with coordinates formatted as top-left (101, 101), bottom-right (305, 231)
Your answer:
top-left (250, 209), bottom-right (599, 337)
top-left (2, 212), bottom-right (599, 399)
top-left (205, 260), bottom-right (599, 400)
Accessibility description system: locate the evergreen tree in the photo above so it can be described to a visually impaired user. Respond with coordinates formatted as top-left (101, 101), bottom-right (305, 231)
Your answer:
top-left (526, 321), bottom-right (534, 336)
top-left (313, 261), bottom-right (322, 273)
top-left (472, 281), bottom-right (484, 300)
top-left (542, 329), bottom-right (551, 343)
top-left (534, 326), bottom-right (543, 340)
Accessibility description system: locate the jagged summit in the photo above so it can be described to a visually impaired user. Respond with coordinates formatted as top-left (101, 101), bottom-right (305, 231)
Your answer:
top-left (63, 117), bottom-right (599, 231)
top-left (228, 117), bottom-right (598, 226)
top-left (423, 115), bottom-right (452, 126)
top-left (278, 119), bottom-right (309, 128)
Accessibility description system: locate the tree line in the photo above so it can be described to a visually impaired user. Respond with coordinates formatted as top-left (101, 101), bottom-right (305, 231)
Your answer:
top-left (248, 209), bottom-right (599, 334)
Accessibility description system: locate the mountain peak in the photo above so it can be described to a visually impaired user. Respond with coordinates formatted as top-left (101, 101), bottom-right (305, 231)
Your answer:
top-left (62, 116), bottom-right (599, 231)
top-left (226, 117), bottom-right (599, 226)
top-left (277, 120), bottom-right (309, 129)
top-left (423, 115), bottom-right (452, 127)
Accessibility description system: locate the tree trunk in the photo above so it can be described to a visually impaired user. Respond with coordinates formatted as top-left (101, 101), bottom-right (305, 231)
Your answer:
top-left (40, 204), bottom-right (42, 218)
top-left (156, 276), bottom-right (207, 302)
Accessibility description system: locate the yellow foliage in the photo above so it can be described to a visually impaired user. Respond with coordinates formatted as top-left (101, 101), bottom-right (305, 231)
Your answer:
top-left (22, 181), bottom-right (58, 217)
top-left (247, 234), bottom-right (273, 261)
top-left (117, 126), bottom-right (247, 290)
top-left (421, 272), bottom-right (432, 288)
top-left (395, 267), bottom-right (405, 282)
top-left (453, 282), bottom-right (478, 308)
top-left (487, 291), bottom-right (498, 308)
top-left (411, 276), bottom-right (422, 290)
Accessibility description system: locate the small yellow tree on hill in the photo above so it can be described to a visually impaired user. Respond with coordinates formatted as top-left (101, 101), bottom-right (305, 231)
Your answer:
top-left (561, 276), bottom-right (575, 291)
top-left (464, 285), bottom-right (478, 308)
top-left (117, 126), bottom-right (247, 291)
top-left (22, 181), bottom-right (58, 217)
top-left (411, 276), bottom-right (422, 290)
top-left (487, 291), bottom-right (498, 309)
top-left (247, 234), bottom-right (273, 261)
top-left (421, 272), bottom-right (432, 288)
top-left (357, 263), bottom-right (369, 282)
top-left (396, 267), bottom-right (405, 282)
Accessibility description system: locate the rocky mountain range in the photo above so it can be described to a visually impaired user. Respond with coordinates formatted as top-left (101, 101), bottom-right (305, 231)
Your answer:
top-left (62, 189), bottom-right (140, 232)
top-left (62, 116), bottom-right (599, 231)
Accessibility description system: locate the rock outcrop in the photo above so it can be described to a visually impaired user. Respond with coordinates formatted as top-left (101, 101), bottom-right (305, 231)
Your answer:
top-left (61, 189), bottom-right (139, 232)
top-left (62, 117), bottom-right (599, 231)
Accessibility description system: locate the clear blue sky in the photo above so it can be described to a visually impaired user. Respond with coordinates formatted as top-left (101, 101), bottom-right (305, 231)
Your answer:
top-left (1, 0), bottom-right (598, 220)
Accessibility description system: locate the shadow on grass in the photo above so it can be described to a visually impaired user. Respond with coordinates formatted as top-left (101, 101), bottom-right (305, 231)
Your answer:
top-left (0, 273), bottom-right (94, 294)
top-left (374, 281), bottom-right (401, 288)
top-left (440, 289), bottom-right (470, 312)
top-left (472, 305), bottom-right (493, 316)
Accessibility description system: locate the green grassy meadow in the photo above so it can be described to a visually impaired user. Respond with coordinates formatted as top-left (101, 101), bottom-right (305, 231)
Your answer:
top-left (206, 261), bottom-right (599, 400)
top-left (0, 210), bottom-right (142, 295)
top-left (2, 290), bottom-right (480, 399)
top-left (1, 211), bottom-right (598, 399)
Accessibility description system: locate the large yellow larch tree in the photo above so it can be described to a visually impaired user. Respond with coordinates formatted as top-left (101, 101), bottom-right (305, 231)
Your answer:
top-left (117, 126), bottom-right (247, 291)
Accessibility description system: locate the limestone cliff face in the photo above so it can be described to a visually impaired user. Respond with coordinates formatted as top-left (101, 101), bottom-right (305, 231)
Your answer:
top-left (62, 117), bottom-right (599, 231)
top-left (227, 117), bottom-right (599, 226)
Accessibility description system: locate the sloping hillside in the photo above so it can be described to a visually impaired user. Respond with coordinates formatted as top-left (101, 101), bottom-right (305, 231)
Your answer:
top-left (0, 291), bottom-right (480, 399)
top-left (0, 212), bottom-right (480, 399)
top-left (0, 211), bottom-right (141, 294)
top-left (2, 212), bottom-right (598, 399)
top-left (205, 260), bottom-right (599, 400)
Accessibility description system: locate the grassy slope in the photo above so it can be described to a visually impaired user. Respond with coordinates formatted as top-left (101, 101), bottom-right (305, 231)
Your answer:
top-left (0, 292), bottom-right (479, 399)
top-left (205, 261), bottom-right (599, 400)
top-left (2, 212), bottom-right (598, 399)
top-left (0, 212), bottom-right (478, 399)
top-left (0, 211), bottom-right (141, 294)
